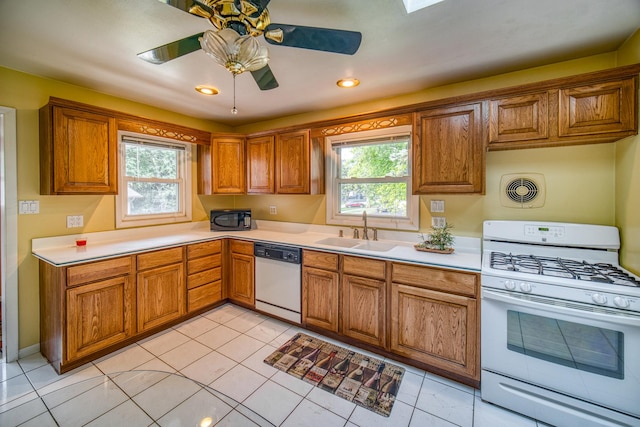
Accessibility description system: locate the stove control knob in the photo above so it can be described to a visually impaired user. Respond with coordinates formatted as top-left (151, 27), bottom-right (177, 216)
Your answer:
top-left (504, 280), bottom-right (516, 290)
top-left (592, 293), bottom-right (608, 305)
top-left (613, 296), bottom-right (630, 309)
top-left (519, 282), bottom-right (532, 293)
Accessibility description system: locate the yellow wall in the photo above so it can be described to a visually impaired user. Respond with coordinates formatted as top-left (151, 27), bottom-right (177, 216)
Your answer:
top-left (615, 28), bottom-right (640, 275)
top-left (0, 43), bottom-right (637, 351)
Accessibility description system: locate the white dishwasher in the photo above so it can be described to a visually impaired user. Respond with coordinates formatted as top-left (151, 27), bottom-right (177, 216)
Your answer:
top-left (254, 242), bottom-right (302, 324)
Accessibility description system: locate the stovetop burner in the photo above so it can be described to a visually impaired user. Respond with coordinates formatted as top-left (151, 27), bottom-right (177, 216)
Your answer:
top-left (490, 252), bottom-right (640, 287)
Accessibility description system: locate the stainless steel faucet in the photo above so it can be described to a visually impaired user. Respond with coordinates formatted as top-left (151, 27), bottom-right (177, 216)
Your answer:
top-left (362, 210), bottom-right (369, 240)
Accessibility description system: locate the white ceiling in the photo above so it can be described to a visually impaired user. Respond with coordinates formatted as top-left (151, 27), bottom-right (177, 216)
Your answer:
top-left (1, 0), bottom-right (639, 126)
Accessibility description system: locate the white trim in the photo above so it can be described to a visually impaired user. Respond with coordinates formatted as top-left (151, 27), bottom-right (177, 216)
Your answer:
top-left (115, 131), bottom-right (193, 228)
top-left (0, 106), bottom-right (19, 362)
top-left (325, 125), bottom-right (419, 231)
top-left (18, 343), bottom-right (40, 359)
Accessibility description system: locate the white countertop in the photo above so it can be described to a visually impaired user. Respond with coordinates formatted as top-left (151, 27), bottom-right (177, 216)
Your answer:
top-left (32, 220), bottom-right (481, 272)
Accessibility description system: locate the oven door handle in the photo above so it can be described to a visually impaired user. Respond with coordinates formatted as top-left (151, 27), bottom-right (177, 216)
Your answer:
top-left (482, 288), bottom-right (640, 326)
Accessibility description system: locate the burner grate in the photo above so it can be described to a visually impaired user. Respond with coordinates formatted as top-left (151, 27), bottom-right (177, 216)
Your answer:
top-left (489, 252), bottom-right (640, 287)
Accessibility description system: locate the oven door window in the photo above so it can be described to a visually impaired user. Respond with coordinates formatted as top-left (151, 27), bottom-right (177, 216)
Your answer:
top-left (507, 310), bottom-right (624, 379)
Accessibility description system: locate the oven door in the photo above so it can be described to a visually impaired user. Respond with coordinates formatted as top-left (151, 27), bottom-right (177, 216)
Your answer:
top-left (482, 288), bottom-right (640, 417)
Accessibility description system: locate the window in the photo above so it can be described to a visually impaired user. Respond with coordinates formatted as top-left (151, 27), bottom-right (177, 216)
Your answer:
top-left (116, 132), bottom-right (192, 228)
top-left (326, 125), bottom-right (418, 230)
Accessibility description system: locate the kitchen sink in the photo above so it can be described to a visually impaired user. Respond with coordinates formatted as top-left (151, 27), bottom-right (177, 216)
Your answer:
top-left (353, 241), bottom-right (396, 252)
top-left (314, 237), bottom-right (360, 248)
top-left (314, 237), bottom-right (395, 252)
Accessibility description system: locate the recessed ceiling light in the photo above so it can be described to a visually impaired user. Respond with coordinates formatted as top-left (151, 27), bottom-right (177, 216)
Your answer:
top-left (195, 85), bottom-right (219, 95)
top-left (337, 78), bottom-right (360, 88)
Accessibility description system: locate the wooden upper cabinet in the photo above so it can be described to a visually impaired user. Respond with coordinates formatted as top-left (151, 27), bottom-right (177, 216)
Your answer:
top-left (276, 130), bottom-right (311, 194)
top-left (413, 103), bottom-right (485, 194)
top-left (40, 102), bottom-right (118, 194)
top-left (212, 136), bottom-right (246, 194)
top-left (489, 92), bottom-right (549, 143)
top-left (558, 77), bottom-right (637, 137)
top-left (246, 135), bottom-right (275, 194)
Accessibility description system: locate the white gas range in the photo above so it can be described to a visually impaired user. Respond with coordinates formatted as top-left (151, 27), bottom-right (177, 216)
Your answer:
top-left (480, 220), bottom-right (640, 427)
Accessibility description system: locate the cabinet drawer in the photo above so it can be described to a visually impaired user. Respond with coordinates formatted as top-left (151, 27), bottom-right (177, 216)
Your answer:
top-left (229, 239), bottom-right (254, 255)
top-left (67, 256), bottom-right (132, 287)
top-left (343, 255), bottom-right (386, 280)
top-left (187, 240), bottom-right (222, 259)
top-left (188, 267), bottom-right (222, 289)
top-left (188, 280), bottom-right (222, 312)
top-left (137, 247), bottom-right (184, 270)
top-left (303, 250), bottom-right (339, 271)
top-left (392, 263), bottom-right (478, 297)
top-left (188, 254), bottom-right (222, 275)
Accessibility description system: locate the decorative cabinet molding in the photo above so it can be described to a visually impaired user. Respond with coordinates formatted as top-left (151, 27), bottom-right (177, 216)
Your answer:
top-left (413, 103), bottom-right (485, 194)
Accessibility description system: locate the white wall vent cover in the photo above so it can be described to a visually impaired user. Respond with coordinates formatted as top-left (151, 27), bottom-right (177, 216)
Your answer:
top-left (500, 173), bottom-right (546, 208)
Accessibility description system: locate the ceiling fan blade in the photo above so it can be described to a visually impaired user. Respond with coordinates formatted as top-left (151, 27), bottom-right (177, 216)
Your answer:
top-left (251, 65), bottom-right (279, 90)
top-left (137, 33), bottom-right (204, 64)
top-left (249, 0), bottom-right (271, 16)
top-left (264, 24), bottom-right (362, 55)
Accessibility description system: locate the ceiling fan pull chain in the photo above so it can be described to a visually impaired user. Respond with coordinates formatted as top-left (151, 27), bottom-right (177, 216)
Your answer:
top-left (231, 73), bottom-right (238, 115)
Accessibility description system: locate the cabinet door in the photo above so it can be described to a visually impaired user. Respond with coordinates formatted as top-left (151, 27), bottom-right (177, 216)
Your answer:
top-left (390, 283), bottom-right (478, 380)
top-left (212, 136), bottom-right (246, 194)
top-left (137, 263), bottom-right (185, 332)
top-left (558, 77), bottom-right (636, 137)
top-left (413, 103), bottom-right (484, 194)
top-left (247, 135), bottom-right (275, 194)
top-left (276, 130), bottom-right (310, 194)
top-left (489, 92), bottom-right (549, 144)
top-left (50, 107), bottom-right (118, 194)
top-left (341, 274), bottom-right (386, 347)
top-left (229, 252), bottom-right (255, 306)
top-left (66, 276), bottom-right (134, 361)
top-left (302, 266), bottom-right (339, 332)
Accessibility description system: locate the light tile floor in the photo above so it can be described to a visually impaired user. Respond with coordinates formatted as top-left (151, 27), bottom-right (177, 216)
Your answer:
top-left (0, 304), bottom-right (549, 426)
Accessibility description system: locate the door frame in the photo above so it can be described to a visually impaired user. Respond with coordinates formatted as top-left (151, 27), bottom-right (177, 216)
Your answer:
top-left (0, 106), bottom-right (19, 362)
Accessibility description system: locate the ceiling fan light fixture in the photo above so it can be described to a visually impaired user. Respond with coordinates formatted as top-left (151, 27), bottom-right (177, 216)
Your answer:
top-left (199, 28), bottom-right (269, 75)
top-left (194, 85), bottom-right (219, 95)
top-left (337, 78), bottom-right (360, 88)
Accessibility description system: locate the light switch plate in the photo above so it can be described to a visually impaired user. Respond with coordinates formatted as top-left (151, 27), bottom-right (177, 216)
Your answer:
top-left (430, 200), bottom-right (445, 213)
top-left (19, 200), bottom-right (39, 214)
top-left (269, 205), bottom-right (277, 215)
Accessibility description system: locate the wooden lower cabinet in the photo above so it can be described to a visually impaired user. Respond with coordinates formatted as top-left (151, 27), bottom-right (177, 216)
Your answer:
top-left (228, 240), bottom-right (255, 306)
top-left (136, 247), bottom-right (186, 333)
top-left (341, 274), bottom-right (385, 347)
top-left (66, 273), bottom-right (134, 361)
top-left (390, 263), bottom-right (479, 381)
top-left (303, 266), bottom-right (340, 332)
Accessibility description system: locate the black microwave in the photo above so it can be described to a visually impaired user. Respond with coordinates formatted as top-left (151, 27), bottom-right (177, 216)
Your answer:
top-left (210, 209), bottom-right (252, 231)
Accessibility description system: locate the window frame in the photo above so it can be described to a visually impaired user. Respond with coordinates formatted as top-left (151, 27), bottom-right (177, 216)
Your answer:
top-left (325, 125), bottom-right (419, 231)
top-left (115, 131), bottom-right (192, 229)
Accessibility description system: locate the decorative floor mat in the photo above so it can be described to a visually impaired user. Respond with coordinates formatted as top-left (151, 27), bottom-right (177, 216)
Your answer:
top-left (264, 332), bottom-right (405, 417)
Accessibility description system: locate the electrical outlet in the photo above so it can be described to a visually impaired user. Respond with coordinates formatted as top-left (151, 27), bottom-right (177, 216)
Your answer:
top-left (430, 200), bottom-right (445, 213)
top-left (269, 205), bottom-right (277, 215)
top-left (66, 215), bottom-right (84, 228)
top-left (432, 216), bottom-right (446, 228)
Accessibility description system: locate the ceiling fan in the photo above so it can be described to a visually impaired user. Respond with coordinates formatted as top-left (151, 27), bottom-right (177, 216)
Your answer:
top-left (138, 0), bottom-right (363, 91)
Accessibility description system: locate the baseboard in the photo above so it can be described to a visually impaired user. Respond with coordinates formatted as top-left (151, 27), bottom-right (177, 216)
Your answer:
top-left (18, 343), bottom-right (41, 359)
